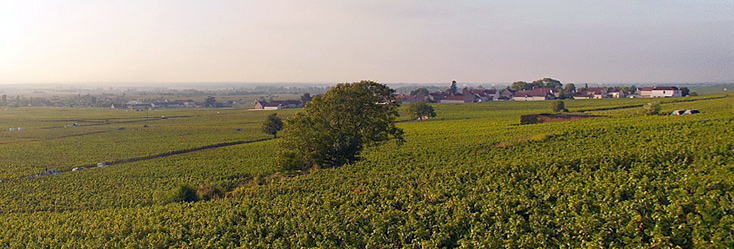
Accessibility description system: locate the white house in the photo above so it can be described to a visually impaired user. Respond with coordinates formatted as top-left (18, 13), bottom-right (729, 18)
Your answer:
top-left (512, 88), bottom-right (559, 101)
top-left (638, 86), bottom-right (681, 98)
top-left (254, 100), bottom-right (303, 110)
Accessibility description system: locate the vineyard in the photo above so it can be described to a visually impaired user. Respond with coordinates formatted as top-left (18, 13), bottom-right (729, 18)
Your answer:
top-left (0, 94), bottom-right (733, 247)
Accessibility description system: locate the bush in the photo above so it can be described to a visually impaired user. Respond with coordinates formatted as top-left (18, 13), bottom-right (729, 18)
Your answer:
top-left (197, 184), bottom-right (225, 201)
top-left (550, 100), bottom-right (566, 113)
top-left (159, 184), bottom-right (199, 204)
top-left (642, 101), bottom-right (661, 115)
top-left (520, 114), bottom-right (539, 125)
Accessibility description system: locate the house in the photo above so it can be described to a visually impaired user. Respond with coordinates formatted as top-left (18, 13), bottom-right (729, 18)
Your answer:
top-left (130, 104), bottom-right (152, 110)
top-left (512, 88), bottom-right (560, 101)
top-left (428, 92), bottom-right (446, 102)
top-left (151, 100), bottom-right (196, 108)
top-left (575, 87), bottom-right (626, 99)
top-left (462, 89), bottom-right (499, 102)
top-left (638, 86), bottom-right (681, 98)
top-left (585, 87), bottom-right (609, 99)
top-left (254, 100), bottom-right (303, 110)
top-left (440, 95), bottom-right (470, 103)
top-left (607, 88), bottom-right (626, 98)
top-left (499, 88), bottom-right (516, 100)
top-left (573, 92), bottom-right (594, 100)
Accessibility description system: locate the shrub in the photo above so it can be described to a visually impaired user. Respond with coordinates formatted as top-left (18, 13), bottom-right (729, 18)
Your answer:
top-left (642, 101), bottom-right (661, 115)
top-left (520, 114), bottom-right (539, 125)
top-left (159, 184), bottom-right (199, 204)
top-left (550, 100), bottom-right (566, 113)
top-left (197, 184), bottom-right (225, 201)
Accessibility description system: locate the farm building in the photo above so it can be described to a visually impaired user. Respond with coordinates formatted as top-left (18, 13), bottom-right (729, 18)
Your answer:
top-left (462, 89), bottom-right (499, 102)
top-left (254, 100), bottom-right (303, 110)
top-left (638, 86), bottom-right (682, 98)
top-left (440, 95), bottom-right (471, 103)
top-left (512, 88), bottom-right (560, 101)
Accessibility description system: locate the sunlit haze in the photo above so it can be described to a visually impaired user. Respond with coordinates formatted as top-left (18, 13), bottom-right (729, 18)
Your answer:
top-left (2, 1), bottom-right (733, 85)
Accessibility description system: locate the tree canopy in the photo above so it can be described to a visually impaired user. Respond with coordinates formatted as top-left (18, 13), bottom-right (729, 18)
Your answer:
top-left (407, 101), bottom-right (436, 121)
top-left (532, 78), bottom-right (562, 89)
top-left (680, 86), bottom-right (690, 96)
top-left (511, 78), bottom-right (563, 91)
top-left (409, 88), bottom-right (429, 96)
top-left (447, 81), bottom-right (459, 94)
top-left (510, 81), bottom-right (529, 91)
top-left (277, 81), bottom-right (404, 171)
top-left (261, 113), bottom-right (284, 138)
top-left (300, 93), bottom-right (313, 104)
top-left (205, 96), bottom-right (216, 108)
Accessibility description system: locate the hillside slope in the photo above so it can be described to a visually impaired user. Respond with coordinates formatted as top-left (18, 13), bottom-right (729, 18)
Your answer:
top-left (0, 96), bottom-right (732, 248)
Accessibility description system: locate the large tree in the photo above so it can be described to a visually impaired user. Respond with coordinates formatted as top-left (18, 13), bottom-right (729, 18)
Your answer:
top-left (532, 78), bottom-right (562, 89)
top-left (300, 93), bottom-right (312, 104)
top-left (277, 81), bottom-right (404, 171)
top-left (409, 88), bottom-right (429, 96)
top-left (205, 96), bottom-right (217, 108)
top-left (510, 81), bottom-right (529, 91)
top-left (261, 113), bottom-right (284, 138)
top-left (679, 86), bottom-right (690, 96)
top-left (407, 101), bottom-right (436, 121)
top-left (447, 81), bottom-right (458, 94)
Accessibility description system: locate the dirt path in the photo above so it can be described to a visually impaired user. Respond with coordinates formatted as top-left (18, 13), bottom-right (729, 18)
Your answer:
top-left (78, 138), bottom-right (273, 168)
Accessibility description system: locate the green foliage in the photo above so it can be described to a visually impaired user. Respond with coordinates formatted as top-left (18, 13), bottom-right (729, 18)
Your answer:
top-left (407, 101), bottom-right (436, 121)
top-left (261, 113), bottom-right (283, 138)
top-left (550, 100), bottom-right (566, 112)
top-left (448, 80), bottom-right (458, 94)
top-left (159, 184), bottom-right (199, 204)
top-left (0, 94), bottom-right (732, 247)
top-left (510, 81), bottom-right (529, 91)
top-left (512, 78), bottom-right (562, 91)
top-left (409, 88), bottom-right (429, 96)
top-left (680, 86), bottom-right (690, 96)
top-left (205, 96), bottom-right (216, 108)
top-left (643, 101), bottom-right (662, 115)
top-left (531, 77), bottom-right (562, 89)
top-left (520, 114), bottom-right (540, 124)
top-left (277, 81), bottom-right (404, 171)
top-left (197, 184), bottom-right (225, 201)
top-left (300, 93), bottom-right (312, 104)
top-left (559, 89), bottom-right (574, 99)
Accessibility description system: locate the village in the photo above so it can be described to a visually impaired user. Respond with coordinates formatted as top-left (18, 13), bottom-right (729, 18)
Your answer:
top-left (255, 82), bottom-right (693, 111)
top-left (0, 81), bottom-right (694, 111)
top-left (394, 80), bottom-right (691, 104)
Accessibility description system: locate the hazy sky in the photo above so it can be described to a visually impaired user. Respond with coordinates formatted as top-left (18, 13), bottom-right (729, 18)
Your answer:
top-left (1, 1), bottom-right (733, 84)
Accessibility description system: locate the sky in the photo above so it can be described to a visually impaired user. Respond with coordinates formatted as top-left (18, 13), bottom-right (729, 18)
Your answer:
top-left (1, 0), bottom-right (733, 85)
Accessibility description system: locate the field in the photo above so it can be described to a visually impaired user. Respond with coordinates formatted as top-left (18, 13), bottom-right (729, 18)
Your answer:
top-left (0, 94), bottom-right (733, 247)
